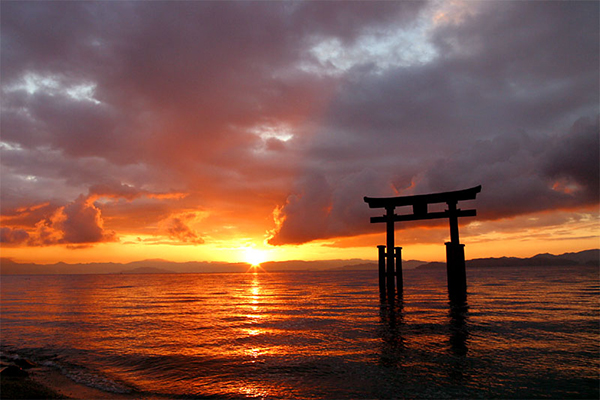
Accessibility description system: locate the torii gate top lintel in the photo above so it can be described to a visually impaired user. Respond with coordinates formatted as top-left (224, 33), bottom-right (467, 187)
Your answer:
top-left (364, 185), bottom-right (481, 209)
top-left (364, 184), bottom-right (481, 246)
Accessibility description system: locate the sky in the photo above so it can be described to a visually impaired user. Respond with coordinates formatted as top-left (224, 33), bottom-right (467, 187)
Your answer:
top-left (1, 0), bottom-right (598, 266)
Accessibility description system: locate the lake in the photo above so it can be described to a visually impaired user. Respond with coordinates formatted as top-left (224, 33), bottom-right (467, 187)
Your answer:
top-left (1, 265), bottom-right (598, 398)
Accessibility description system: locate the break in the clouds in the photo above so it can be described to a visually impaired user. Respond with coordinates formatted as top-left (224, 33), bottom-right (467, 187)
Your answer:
top-left (1, 1), bottom-right (598, 249)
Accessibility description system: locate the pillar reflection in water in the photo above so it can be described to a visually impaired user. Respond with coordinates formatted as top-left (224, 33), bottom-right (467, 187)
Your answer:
top-left (447, 299), bottom-right (470, 383)
top-left (448, 300), bottom-right (469, 356)
top-left (378, 292), bottom-right (405, 368)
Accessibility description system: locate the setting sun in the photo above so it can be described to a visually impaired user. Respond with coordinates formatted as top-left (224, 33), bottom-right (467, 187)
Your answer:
top-left (244, 248), bottom-right (268, 267)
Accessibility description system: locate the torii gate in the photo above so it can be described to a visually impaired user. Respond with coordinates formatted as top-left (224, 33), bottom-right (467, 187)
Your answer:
top-left (364, 185), bottom-right (481, 300)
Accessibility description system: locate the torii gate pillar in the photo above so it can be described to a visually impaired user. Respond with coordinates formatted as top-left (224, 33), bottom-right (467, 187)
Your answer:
top-left (446, 200), bottom-right (467, 300)
top-left (365, 185), bottom-right (481, 301)
top-left (385, 206), bottom-right (395, 294)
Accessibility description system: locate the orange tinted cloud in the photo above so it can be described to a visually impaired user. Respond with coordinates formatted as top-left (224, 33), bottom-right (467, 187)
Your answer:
top-left (159, 212), bottom-right (205, 245)
top-left (25, 195), bottom-right (115, 247)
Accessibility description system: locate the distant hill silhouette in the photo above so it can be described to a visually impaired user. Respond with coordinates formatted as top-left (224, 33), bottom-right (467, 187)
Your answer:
top-left (416, 249), bottom-right (599, 270)
top-left (331, 259), bottom-right (426, 271)
top-left (120, 266), bottom-right (175, 274)
top-left (1, 250), bottom-right (597, 275)
top-left (0, 258), bottom-right (373, 275)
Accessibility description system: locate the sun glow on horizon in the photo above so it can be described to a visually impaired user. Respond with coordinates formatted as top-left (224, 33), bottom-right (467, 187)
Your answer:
top-left (244, 248), bottom-right (269, 267)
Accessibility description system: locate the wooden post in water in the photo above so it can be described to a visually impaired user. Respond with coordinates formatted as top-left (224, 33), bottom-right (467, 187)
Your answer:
top-left (445, 200), bottom-right (467, 301)
top-left (446, 242), bottom-right (466, 301)
top-left (395, 247), bottom-right (403, 293)
top-left (385, 206), bottom-right (395, 294)
top-left (378, 245), bottom-right (386, 296)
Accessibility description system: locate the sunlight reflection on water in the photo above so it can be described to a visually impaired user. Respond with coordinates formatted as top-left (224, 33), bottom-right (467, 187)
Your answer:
top-left (1, 266), bottom-right (598, 398)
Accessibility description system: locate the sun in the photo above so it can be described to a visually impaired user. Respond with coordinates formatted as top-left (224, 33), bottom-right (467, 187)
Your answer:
top-left (244, 248), bottom-right (268, 267)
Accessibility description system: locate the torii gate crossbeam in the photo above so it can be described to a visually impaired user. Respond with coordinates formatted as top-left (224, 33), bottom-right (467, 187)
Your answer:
top-left (364, 185), bottom-right (481, 300)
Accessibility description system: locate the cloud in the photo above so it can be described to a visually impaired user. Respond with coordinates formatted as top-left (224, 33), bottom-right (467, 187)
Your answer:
top-left (160, 213), bottom-right (205, 245)
top-left (268, 173), bottom-right (332, 245)
top-left (265, 1), bottom-right (598, 245)
top-left (1, 1), bottom-right (598, 253)
top-left (4, 184), bottom-right (196, 247)
top-left (26, 194), bottom-right (116, 246)
top-left (88, 182), bottom-right (185, 202)
top-left (542, 116), bottom-right (599, 202)
top-left (88, 182), bottom-right (147, 201)
top-left (269, 117), bottom-right (599, 245)
top-left (0, 227), bottom-right (30, 245)
top-left (59, 195), bottom-right (116, 244)
top-left (268, 169), bottom-right (391, 245)
top-left (419, 116), bottom-right (599, 220)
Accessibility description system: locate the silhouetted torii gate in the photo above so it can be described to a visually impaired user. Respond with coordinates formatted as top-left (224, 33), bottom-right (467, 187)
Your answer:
top-left (364, 185), bottom-right (481, 300)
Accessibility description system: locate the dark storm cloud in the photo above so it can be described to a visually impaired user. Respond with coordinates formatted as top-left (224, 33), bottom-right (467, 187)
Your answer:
top-left (419, 116), bottom-right (599, 219)
top-left (1, 1), bottom-right (598, 248)
top-left (321, 1), bottom-right (597, 147)
top-left (542, 117), bottom-right (600, 202)
top-left (268, 1), bottom-right (599, 244)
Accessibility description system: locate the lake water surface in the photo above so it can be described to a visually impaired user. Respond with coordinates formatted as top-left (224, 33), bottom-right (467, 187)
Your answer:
top-left (1, 266), bottom-right (598, 398)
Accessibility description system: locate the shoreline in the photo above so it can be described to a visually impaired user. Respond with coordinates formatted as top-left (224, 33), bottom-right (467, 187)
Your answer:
top-left (30, 365), bottom-right (139, 400)
top-left (1, 358), bottom-right (147, 400)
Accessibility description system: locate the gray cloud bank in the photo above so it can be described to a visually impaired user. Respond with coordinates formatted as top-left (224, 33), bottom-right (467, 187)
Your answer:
top-left (1, 1), bottom-right (598, 247)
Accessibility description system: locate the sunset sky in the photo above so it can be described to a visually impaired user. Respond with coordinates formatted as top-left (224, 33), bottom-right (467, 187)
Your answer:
top-left (1, 1), bottom-right (598, 266)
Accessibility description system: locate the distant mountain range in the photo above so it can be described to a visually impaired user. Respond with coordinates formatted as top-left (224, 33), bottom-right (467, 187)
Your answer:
top-left (416, 249), bottom-right (599, 269)
top-left (0, 258), bottom-right (374, 275)
top-left (0, 250), bottom-right (597, 275)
